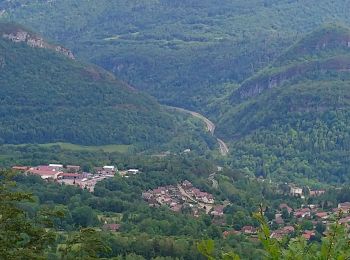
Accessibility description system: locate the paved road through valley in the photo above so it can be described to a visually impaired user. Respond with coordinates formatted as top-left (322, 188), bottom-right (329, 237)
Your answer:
top-left (166, 106), bottom-right (229, 156)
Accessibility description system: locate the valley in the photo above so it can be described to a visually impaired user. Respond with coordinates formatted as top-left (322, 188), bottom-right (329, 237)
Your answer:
top-left (2, 1), bottom-right (350, 259)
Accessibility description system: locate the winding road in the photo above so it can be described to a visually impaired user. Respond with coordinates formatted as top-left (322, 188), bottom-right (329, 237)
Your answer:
top-left (166, 106), bottom-right (229, 156)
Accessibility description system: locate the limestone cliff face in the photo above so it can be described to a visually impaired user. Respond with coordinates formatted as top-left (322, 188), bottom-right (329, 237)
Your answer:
top-left (232, 56), bottom-right (350, 102)
top-left (2, 30), bottom-right (74, 59)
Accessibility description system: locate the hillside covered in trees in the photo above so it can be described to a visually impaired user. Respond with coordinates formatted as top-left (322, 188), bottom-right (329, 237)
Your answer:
top-left (217, 25), bottom-right (350, 184)
top-left (0, 22), bottom-right (213, 151)
top-left (3, 0), bottom-right (350, 111)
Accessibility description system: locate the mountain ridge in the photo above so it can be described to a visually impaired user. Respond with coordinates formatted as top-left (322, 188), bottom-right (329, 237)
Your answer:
top-left (0, 22), bottom-right (75, 59)
top-left (230, 24), bottom-right (350, 102)
top-left (217, 24), bottom-right (350, 183)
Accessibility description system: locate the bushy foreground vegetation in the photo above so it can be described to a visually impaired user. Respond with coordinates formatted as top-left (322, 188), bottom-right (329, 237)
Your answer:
top-left (3, 166), bottom-right (350, 259)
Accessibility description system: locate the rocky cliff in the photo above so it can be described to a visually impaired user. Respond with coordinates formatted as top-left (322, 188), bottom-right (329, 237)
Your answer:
top-left (2, 28), bottom-right (74, 59)
top-left (230, 25), bottom-right (350, 102)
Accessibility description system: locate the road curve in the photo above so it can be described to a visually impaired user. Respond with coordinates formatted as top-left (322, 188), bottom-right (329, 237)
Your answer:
top-left (166, 106), bottom-right (229, 156)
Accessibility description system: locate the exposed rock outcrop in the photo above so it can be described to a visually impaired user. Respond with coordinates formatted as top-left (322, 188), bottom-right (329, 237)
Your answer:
top-left (2, 30), bottom-right (74, 59)
top-left (233, 56), bottom-right (350, 101)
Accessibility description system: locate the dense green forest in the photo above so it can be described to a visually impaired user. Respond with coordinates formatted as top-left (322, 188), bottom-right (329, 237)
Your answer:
top-left (3, 0), bottom-right (350, 111)
top-left (0, 22), bottom-right (215, 152)
top-left (217, 25), bottom-right (350, 184)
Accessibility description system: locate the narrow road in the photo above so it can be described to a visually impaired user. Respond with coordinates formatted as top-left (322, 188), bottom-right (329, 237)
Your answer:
top-left (166, 106), bottom-right (229, 156)
top-left (217, 138), bottom-right (229, 156)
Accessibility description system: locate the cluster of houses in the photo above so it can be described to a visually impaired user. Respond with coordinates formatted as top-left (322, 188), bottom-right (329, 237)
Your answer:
top-left (13, 164), bottom-right (84, 180)
top-left (223, 201), bottom-right (350, 241)
top-left (12, 164), bottom-right (140, 192)
top-left (142, 180), bottom-right (225, 217)
top-left (289, 185), bottom-right (325, 198)
top-left (270, 202), bottom-right (350, 240)
top-left (181, 180), bottom-right (215, 204)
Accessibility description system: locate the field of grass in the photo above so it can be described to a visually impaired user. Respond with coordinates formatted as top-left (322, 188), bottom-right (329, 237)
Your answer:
top-left (21, 142), bottom-right (131, 153)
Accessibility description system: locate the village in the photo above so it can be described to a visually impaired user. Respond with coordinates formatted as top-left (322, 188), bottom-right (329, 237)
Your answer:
top-left (223, 200), bottom-right (350, 241)
top-left (12, 164), bottom-right (350, 241)
top-left (222, 185), bottom-right (350, 242)
top-left (143, 180), bottom-right (350, 242)
top-left (12, 164), bottom-right (140, 192)
top-left (142, 180), bottom-right (226, 217)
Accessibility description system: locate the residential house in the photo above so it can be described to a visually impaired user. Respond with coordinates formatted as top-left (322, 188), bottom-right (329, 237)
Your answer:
top-left (102, 224), bottom-right (121, 232)
top-left (279, 203), bottom-right (293, 214)
top-left (211, 205), bottom-right (225, 217)
top-left (12, 166), bottom-right (29, 171)
top-left (241, 226), bottom-right (257, 235)
top-left (127, 169), bottom-right (139, 175)
top-left (294, 208), bottom-right (311, 219)
top-left (338, 202), bottom-right (350, 212)
top-left (302, 230), bottom-right (315, 240)
top-left (309, 190), bottom-right (325, 197)
top-left (27, 168), bottom-right (61, 180)
top-left (270, 226), bottom-right (295, 240)
top-left (182, 180), bottom-right (193, 189)
top-left (49, 164), bottom-right (63, 170)
top-left (103, 166), bottom-right (116, 175)
top-left (290, 187), bottom-right (303, 197)
top-left (315, 212), bottom-right (328, 220)
top-left (339, 216), bottom-right (350, 225)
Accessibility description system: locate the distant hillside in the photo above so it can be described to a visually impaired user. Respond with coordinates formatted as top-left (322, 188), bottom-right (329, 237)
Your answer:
top-left (231, 25), bottom-right (350, 102)
top-left (218, 25), bottom-right (350, 183)
top-left (0, 22), bottom-right (213, 151)
top-left (3, 1), bottom-right (350, 111)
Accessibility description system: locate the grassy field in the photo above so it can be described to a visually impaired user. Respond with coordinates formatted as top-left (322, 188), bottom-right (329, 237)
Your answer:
top-left (20, 142), bottom-right (131, 153)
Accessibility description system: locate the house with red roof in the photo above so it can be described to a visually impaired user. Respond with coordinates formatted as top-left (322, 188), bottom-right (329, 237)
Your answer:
top-left (315, 212), bottom-right (328, 220)
top-left (27, 168), bottom-right (61, 180)
top-left (270, 226), bottom-right (295, 240)
top-left (294, 208), bottom-right (311, 218)
top-left (241, 226), bottom-right (257, 235)
top-left (338, 202), bottom-right (350, 212)
top-left (279, 203), bottom-right (293, 214)
top-left (12, 166), bottom-right (29, 171)
top-left (102, 224), bottom-right (121, 232)
top-left (302, 230), bottom-right (315, 240)
top-left (211, 205), bottom-right (225, 217)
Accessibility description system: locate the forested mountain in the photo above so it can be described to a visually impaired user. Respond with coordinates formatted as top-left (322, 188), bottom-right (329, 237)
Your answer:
top-left (218, 25), bottom-right (350, 184)
top-left (2, 0), bottom-right (350, 111)
top-left (0, 22), bottom-right (213, 150)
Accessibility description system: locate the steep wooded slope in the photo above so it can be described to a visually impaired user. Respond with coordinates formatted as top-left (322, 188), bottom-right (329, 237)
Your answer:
top-left (218, 25), bottom-right (350, 183)
top-left (0, 22), bottom-right (209, 149)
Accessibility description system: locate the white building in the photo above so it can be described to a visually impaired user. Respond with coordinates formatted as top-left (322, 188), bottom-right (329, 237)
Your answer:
top-left (290, 187), bottom-right (303, 197)
top-left (49, 164), bottom-right (63, 170)
top-left (127, 169), bottom-right (140, 175)
top-left (103, 166), bottom-right (115, 171)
